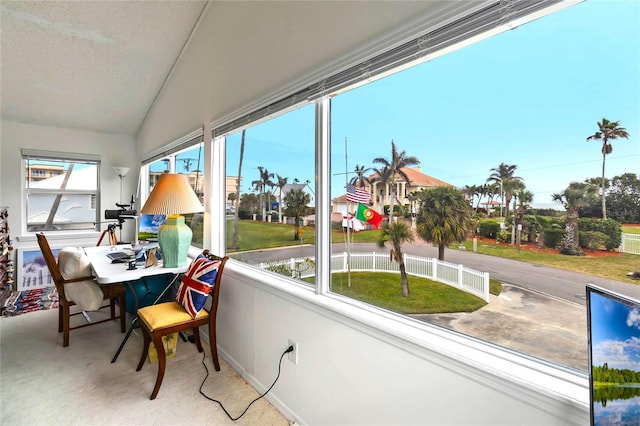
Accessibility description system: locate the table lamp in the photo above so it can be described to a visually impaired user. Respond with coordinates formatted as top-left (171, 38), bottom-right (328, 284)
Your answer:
top-left (140, 174), bottom-right (204, 268)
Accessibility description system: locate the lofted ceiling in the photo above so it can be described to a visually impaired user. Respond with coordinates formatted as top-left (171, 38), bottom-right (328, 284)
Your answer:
top-left (1, 1), bottom-right (208, 136)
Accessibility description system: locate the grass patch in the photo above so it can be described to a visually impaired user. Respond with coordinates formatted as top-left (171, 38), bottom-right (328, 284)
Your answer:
top-left (460, 239), bottom-right (639, 282)
top-left (622, 225), bottom-right (640, 235)
top-left (328, 272), bottom-right (489, 314)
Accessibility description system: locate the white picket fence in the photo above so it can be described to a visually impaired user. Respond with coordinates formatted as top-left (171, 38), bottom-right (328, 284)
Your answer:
top-left (621, 233), bottom-right (640, 255)
top-left (257, 252), bottom-right (490, 302)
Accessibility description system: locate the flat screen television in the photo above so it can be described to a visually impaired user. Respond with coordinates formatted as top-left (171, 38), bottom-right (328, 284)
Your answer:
top-left (586, 284), bottom-right (640, 426)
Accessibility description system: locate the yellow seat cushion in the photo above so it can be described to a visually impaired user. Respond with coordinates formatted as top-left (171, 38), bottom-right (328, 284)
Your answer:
top-left (138, 301), bottom-right (209, 331)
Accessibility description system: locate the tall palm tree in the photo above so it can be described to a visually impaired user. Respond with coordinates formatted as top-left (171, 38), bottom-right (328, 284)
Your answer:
top-left (372, 140), bottom-right (420, 224)
top-left (251, 166), bottom-right (275, 221)
top-left (486, 163), bottom-right (522, 220)
top-left (232, 130), bottom-right (245, 249)
top-left (551, 182), bottom-right (598, 255)
top-left (377, 220), bottom-right (414, 297)
top-left (586, 118), bottom-right (630, 220)
top-left (349, 164), bottom-right (371, 188)
top-left (276, 174), bottom-right (288, 223)
top-left (415, 186), bottom-right (471, 261)
top-left (371, 165), bottom-right (392, 211)
top-left (283, 188), bottom-right (310, 240)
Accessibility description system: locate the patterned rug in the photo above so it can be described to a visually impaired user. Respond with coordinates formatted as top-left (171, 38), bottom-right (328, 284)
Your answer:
top-left (2, 287), bottom-right (59, 316)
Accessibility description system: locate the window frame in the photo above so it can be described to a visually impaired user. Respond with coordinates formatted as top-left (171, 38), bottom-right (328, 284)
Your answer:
top-left (21, 149), bottom-right (101, 235)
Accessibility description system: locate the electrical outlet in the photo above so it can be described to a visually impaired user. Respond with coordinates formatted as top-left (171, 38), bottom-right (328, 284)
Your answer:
top-left (287, 339), bottom-right (298, 365)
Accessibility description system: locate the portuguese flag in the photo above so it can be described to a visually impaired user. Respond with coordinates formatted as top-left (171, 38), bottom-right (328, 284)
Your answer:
top-left (355, 203), bottom-right (383, 229)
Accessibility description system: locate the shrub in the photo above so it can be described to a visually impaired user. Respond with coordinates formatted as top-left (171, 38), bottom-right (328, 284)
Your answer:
top-left (579, 230), bottom-right (609, 251)
top-left (578, 218), bottom-right (621, 250)
top-left (479, 221), bottom-right (500, 239)
top-left (543, 228), bottom-right (564, 249)
top-left (497, 231), bottom-right (511, 243)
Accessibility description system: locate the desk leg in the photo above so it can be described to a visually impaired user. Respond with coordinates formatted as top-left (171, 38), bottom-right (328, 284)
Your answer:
top-left (111, 273), bottom-right (181, 363)
top-left (111, 317), bottom-right (139, 363)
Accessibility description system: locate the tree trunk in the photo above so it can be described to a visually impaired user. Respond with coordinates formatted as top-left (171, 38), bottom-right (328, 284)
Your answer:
top-left (601, 148), bottom-right (607, 220)
top-left (399, 263), bottom-right (410, 297)
top-left (232, 130), bottom-right (245, 249)
top-left (438, 244), bottom-right (445, 261)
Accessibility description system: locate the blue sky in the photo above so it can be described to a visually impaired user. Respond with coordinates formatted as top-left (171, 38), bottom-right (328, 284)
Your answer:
top-left (590, 289), bottom-right (640, 371)
top-left (226, 0), bottom-right (639, 209)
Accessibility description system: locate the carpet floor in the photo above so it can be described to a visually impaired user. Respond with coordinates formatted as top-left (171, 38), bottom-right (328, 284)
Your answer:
top-left (0, 308), bottom-right (290, 425)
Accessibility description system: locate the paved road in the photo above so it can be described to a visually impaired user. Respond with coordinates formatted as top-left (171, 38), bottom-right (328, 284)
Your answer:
top-left (243, 241), bottom-right (640, 304)
top-left (237, 241), bottom-right (640, 370)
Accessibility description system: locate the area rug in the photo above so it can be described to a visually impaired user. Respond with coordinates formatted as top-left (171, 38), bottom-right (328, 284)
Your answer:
top-left (2, 287), bottom-right (59, 316)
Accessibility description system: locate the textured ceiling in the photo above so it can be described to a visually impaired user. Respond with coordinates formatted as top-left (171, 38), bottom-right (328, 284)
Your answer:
top-left (1, 1), bottom-right (207, 135)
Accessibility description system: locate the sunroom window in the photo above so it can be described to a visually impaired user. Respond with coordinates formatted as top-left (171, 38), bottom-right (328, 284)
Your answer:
top-left (23, 149), bottom-right (100, 232)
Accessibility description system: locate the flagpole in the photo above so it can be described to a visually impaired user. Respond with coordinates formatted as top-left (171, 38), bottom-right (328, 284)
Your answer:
top-left (345, 137), bottom-right (351, 288)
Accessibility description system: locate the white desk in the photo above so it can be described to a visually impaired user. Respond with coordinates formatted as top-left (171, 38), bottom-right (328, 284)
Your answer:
top-left (83, 245), bottom-right (187, 284)
top-left (83, 245), bottom-right (188, 363)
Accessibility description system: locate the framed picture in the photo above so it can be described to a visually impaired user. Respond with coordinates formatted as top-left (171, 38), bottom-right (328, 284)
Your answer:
top-left (138, 214), bottom-right (165, 242)
top-left (17, 247), bottom-right (60, 291)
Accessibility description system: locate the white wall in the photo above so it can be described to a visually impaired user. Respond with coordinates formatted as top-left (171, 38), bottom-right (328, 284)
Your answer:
top-left (215, 265), bottom-right (587, 425)
top-left (0, 120), bottom-right (138, 248)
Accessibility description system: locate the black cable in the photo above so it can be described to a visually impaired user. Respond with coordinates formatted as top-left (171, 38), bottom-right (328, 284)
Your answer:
top-left (199, 346), bottom-right (293, 421)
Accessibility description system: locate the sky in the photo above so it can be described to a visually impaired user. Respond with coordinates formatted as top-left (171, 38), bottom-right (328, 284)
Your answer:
top-left (225, 0), bottom-right (639, 209)
top-left (590, 289), bottom-right (640, 371)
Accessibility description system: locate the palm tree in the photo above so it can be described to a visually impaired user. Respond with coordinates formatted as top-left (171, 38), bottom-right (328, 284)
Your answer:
top-left (349, 164), bottom-right (371, 188)
top-left (283, 188), bottom-right (310, 240)
top-left (486, 163), bottom-right (522, 220)
top-left (251, 166), bottom-right (275, 221)
top-left (415, 186), bottom-right (471, 261)
top-left (276, 174), bottom-right (288, 223)
top-left (377, 220), bottom-right (414, 297)
top-left (586, 118), bottom-right (630, 219)
top-left (370, 165), bottom-right (392, 211)
top-left (231, 130), bottom-right (245, 249)
top-left (372, 140), bottom-right (420, 224)
top-left (551, 182), bottom-right (598, 255)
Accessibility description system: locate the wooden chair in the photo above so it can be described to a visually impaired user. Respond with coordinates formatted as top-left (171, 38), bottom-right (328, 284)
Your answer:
top-left (36, 232), bottom-right (126, 347)
top-left (136, 253), bottom-right (228, 400)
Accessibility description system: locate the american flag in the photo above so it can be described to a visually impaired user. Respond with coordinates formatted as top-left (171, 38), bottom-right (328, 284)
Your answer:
top-left (346, 184), bottom-right (371, 204)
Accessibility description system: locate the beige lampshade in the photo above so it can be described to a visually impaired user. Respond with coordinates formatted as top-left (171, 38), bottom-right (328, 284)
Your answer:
top-left (141, 173), bottom-right (204, 215)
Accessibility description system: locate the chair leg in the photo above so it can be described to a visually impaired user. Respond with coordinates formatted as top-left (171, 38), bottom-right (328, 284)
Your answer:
top-left (150, 334), bottom-right (167, 400)
top-left (110, 296), bottom-right (116, 320)
top-left (208, 322), bottom-right (220, 371)
top-left (193, 327), bottom-right (204, 352)
top-left (136, 328), bottom-right (151, 372)
top-left (118, 293), bottom-right (126, 333)
top-left (58, 304), bottom-right (63, 333)
top-left (62, 302), bottom-right (70, 347)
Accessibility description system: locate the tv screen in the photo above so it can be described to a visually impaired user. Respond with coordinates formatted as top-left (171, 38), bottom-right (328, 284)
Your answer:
top-left (586, 284), bottom-right (640, 426)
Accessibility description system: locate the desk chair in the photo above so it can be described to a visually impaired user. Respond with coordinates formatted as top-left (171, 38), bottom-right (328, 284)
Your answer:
top-left (136, 252), bottom-right (228, 400)
top-left (36, 233), bottom-right (126, 347)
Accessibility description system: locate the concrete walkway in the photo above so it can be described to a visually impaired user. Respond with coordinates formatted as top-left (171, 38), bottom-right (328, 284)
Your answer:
top-left (411, 284), bottom-right (587, 371)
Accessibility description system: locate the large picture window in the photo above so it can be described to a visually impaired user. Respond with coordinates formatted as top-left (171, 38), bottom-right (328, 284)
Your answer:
top-left (223, 104), bottom-right (316, 283)
top-left (142, 137), bottom-right (205, 248)
top-left (216, 0), bottom-right (638, 373)
top-left (23, 150), bottom-right (100, 232)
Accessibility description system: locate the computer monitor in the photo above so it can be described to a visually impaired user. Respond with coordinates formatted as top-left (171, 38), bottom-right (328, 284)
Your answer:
top-left (586, 284), bottom-right (640, 425)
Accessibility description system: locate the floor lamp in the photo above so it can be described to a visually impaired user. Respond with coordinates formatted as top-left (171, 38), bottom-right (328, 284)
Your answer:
top-left (140, 174), bottom-right (204, 268)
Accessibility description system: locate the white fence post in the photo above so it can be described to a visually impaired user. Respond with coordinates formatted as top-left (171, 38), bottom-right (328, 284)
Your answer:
top-left (484, 272), bottom-right (490, 303)
top-left (458, 264), bottom-right (464, 289)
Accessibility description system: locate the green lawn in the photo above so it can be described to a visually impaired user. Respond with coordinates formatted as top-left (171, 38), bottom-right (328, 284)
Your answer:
top-left (306, 272), bottom-right (502, 313)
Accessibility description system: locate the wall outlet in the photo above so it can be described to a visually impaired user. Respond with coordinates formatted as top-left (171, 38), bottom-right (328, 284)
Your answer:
top-left (287, 339), bottom-right (298, 365)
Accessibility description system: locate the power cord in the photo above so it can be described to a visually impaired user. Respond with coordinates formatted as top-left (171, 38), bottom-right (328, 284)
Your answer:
top-left (199, 345), bottom-right (294, 421)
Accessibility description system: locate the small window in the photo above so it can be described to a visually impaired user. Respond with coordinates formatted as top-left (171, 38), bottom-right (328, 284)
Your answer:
top-left (23, 153), bottom-right (100, 232)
